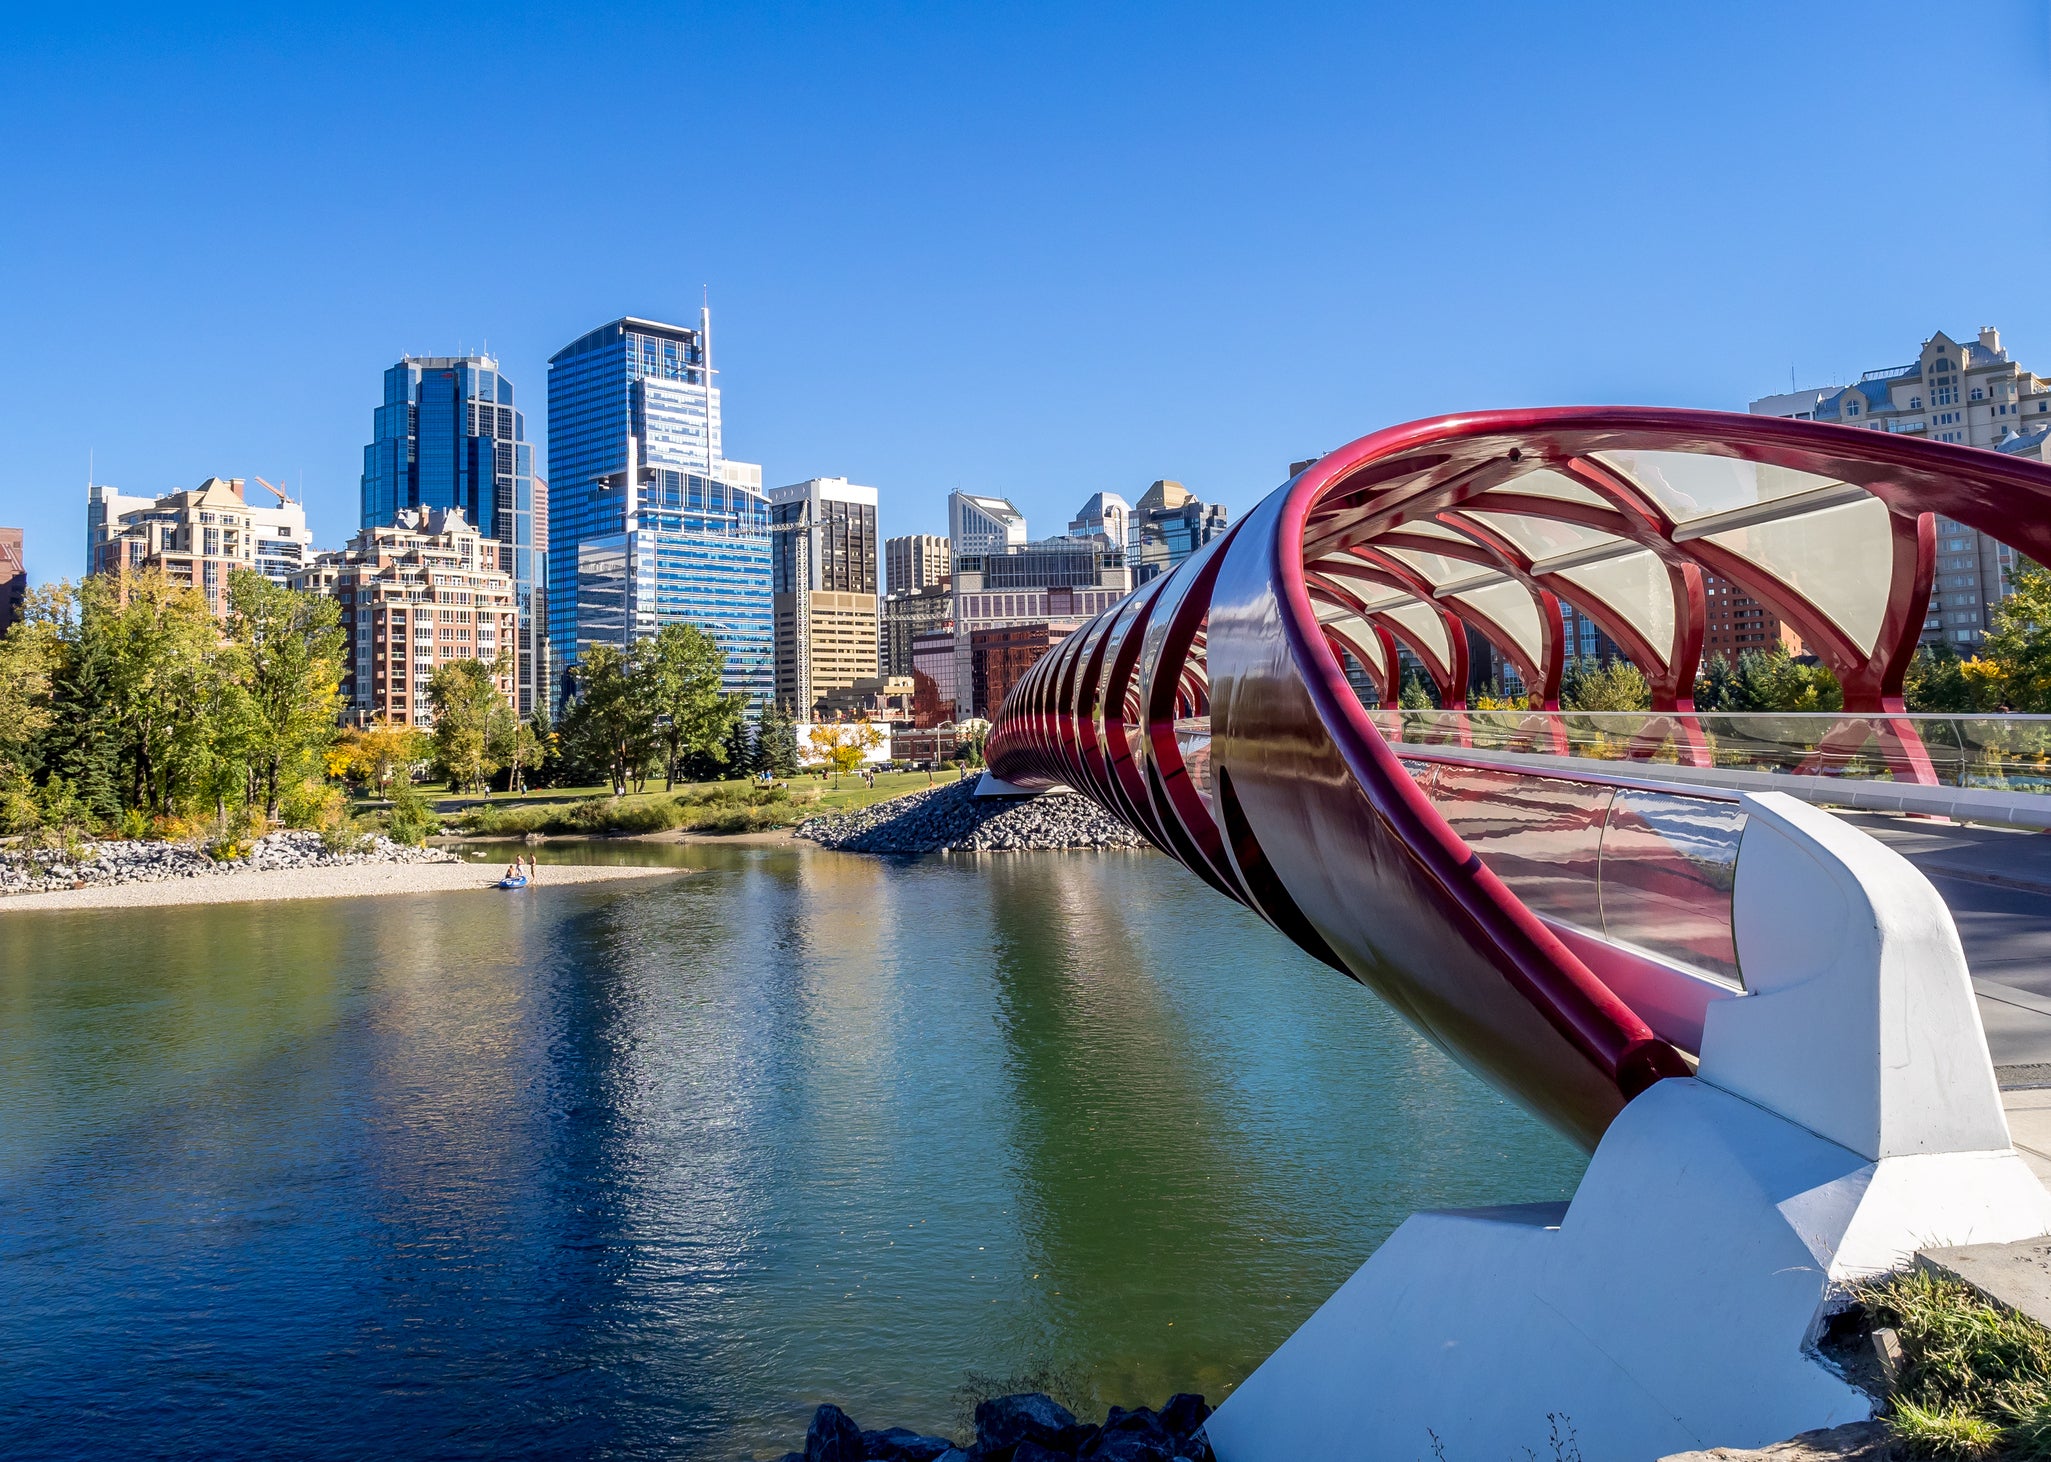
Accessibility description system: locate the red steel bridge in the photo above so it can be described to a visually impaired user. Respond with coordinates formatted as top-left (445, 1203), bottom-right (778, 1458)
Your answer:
top-left (985, 408), bottom-right (2051, 1148)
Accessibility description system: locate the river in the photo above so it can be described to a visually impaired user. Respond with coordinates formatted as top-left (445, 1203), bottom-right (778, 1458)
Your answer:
top-left (0, 840), bottom-right (1583, 1459)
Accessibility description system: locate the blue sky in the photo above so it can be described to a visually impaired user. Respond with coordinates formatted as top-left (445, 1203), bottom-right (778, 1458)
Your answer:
top-left (4, 2), bottom-right (2048, 586)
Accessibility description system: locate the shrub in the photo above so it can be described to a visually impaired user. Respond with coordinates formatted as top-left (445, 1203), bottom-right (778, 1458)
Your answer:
top-left (280, 778), bottom-right (344, 830)
top-left (384, 781), bottom-right (440, 846)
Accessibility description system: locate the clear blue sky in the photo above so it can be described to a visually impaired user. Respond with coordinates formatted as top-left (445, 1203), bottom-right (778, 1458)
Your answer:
top-left (4, 2), bottom-right (2048, 586)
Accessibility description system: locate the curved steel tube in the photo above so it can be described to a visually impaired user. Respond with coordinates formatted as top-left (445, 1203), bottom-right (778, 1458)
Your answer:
top-left (987, 408), bottom-right (2051, 1148)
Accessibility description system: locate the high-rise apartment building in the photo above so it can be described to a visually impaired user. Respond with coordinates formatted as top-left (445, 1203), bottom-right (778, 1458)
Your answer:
top-left (771, 476), bottom-right (880, 714)
top-left (885, 534), bottom-right (950, 596)
top-left (359, 355), bottom-right (548, 714)
top-left (1751, 327), bottom-right (2041, 650)
top-left (0, 528), bottom-right (23, 632)
top-left (295, 507), bottom-right (518, 727)
top-left (88, 478), bottom-right (312, 617)
top-left (546, 314), bottom-right (771, 704)
top-left (1130, 479), bottom-right (1229, 585)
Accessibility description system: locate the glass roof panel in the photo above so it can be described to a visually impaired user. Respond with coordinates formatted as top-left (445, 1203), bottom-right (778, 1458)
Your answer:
top-left (1592, 450), bottom-right (1850, 526)
top-left (1449, 579), bottom-right (1545, 667)
top-left (1702, 495), bottom-right (1892, 656)
top-left (1550, 549), bottom-right (1675, 665)
top-left (1492, 466), bottom-right (1612, 507)
top-left (1320, 614), bottom-right (1385, 676)
top-left (1383, 547), bottom-right (1484, 589)
top-left (1385, 600), bottom-right (1452, 666)
top-left (1377, 518), bottom-right (1470, 543)
top-left (1462, 511), bottom-right (1624, 565)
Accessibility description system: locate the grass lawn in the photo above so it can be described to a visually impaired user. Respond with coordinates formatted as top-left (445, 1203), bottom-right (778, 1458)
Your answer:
top-left (386, 768), bottom-right (974, 838)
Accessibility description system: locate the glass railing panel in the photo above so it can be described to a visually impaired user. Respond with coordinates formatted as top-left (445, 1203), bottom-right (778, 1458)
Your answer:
top-left (1377, 710), bottom-right (2051, 798)
top-left (1954, 717), bottom-right (2051, 794)
top-left (1423, 763), bottom-right (1610, 930)
top-left (1597, 791), bottom-right (1745, 987)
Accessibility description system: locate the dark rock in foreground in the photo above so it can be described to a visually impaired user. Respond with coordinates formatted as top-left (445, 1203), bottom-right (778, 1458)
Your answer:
top-left (774, 1394), bottom-right (1212, 1462)
top-left (795, 781), bottom-right (1146, 855)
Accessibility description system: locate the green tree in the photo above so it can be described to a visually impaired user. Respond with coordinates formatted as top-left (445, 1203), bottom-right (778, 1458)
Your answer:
top-left (1902, 644), bottom-right (1992, 714)
top-left (637, 622), bottom-right (742, 789)
top-left (1981, 562), bottom-right (2051, 711)
top-left (427, 657), bottom-right (516, 794)
top-left (720, 707), bottom-right (757, 778)
top-left (560, 643), bottom-right (657, 796)
top-left (0, 585), bottom-right (62, 790)
top-left (90, 569), bottom-right (234, 817)
top-left (1397, 672), bottom-right (1435, 709)
top-left (1732, 647), bottom-right (1842, 713)
top-left (755, 701), bottom-right (802, 778)
top-left (811, 720), bottom-right (884, 784)
top-left (1559, 657), bottom-right (1650, 712)
top-left (1693, 653), bottom-right (1737, 712)
top-left (226, 569), bottom-right (344, 818)
top-left (333, 718), bottom-right (428, 794)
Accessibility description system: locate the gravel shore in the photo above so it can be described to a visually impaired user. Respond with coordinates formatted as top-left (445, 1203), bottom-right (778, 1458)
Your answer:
top-left (0, 859), bottom-right (685, 913)
top-left (795, 780), bottom-right (1148, 854)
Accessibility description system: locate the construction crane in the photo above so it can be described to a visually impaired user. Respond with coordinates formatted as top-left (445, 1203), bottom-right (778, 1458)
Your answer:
top-left (251, 475), bottom-right (295, 507)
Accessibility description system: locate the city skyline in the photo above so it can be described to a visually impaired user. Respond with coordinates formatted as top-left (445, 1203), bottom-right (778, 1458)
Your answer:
top-left (8, 6), bottom-right (2048, 590)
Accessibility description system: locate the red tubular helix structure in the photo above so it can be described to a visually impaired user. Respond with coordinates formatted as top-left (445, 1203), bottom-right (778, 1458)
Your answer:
top-left (986, 407), bottom-right (2051, 1147)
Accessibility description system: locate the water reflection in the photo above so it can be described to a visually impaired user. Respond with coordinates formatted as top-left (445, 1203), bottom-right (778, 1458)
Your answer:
top-left (0, 843), bottom-right (1581, 1459)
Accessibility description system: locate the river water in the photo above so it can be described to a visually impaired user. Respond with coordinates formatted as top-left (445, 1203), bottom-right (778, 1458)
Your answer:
top-left (0, 840), bottom-right (1583, 1459)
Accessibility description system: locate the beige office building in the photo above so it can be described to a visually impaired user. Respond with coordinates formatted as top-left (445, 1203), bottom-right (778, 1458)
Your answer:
top-left (886, 534), bottom-right (950, 595)
top-left (772, 476), bottom-right (880, 714)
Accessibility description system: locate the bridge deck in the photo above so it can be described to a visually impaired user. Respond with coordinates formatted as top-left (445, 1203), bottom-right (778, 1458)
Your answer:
top-left (1840, 812), bottom-right (2051, 1081)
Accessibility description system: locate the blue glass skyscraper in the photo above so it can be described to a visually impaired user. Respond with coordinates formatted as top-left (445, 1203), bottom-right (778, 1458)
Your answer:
top-left (546, 314), bottom-right (771, 706)
top-left (360, 355), bottom-right (548, 714)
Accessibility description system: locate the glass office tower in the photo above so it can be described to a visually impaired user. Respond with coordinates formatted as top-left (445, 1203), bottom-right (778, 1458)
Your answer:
top-left (546, 314), bottom-right (771, 705)
top-left (360, 355), bottom-right (549, 714)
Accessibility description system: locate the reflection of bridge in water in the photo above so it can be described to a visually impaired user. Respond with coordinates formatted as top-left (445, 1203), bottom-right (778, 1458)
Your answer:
top-left (984, 408), bottom-right (2051, 1458)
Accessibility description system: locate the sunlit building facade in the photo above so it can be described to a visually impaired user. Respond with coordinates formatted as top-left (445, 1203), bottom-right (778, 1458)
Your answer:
top-left (88, 477), bottom-right (312, 618)
top-left (359, 354), bottom-right (548, 714)
top-left (546, 314), bottom-right (771, 704)
top-left (297, 507), bottom-right (518, 726)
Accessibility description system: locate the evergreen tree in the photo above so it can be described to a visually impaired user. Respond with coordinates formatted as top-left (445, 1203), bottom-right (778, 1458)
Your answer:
top-left (34, 597), bottom-right (122, 823)
top-left (1693, 653), bottom-right (1736, 713)
top-left (756, 702), bottom-right (802, 778)
top-left (721, 705), bottom-right (758, 777)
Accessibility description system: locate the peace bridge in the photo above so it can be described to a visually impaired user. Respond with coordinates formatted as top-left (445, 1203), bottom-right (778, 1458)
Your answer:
top-left (982, 407), bottom-right (2051, 1460)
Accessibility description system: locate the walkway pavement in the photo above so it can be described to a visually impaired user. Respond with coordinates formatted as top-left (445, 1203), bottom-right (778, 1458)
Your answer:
top-left (1839, 812), bottom-right (2051, 1077)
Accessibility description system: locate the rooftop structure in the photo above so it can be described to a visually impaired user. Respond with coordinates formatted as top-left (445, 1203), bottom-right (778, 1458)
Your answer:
top-left (88, 477), bottom-right (311, 617)
top-left (947, 491), bottom-right (1028, 558)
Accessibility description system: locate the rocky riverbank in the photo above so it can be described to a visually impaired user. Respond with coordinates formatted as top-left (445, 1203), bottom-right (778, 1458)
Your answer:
top-left (778, 1391), bottom-right (1213, 1462)
top-left (795, 781), bottom-right (1147, 855)
top-left (0, 828), bottom-right (455, 897)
